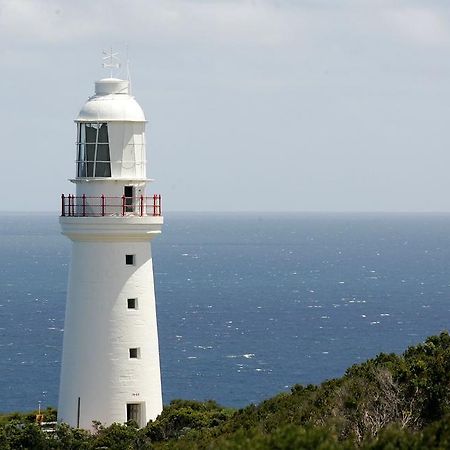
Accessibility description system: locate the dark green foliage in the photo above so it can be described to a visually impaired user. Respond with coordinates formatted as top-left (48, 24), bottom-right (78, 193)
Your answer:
top-left (2, 332), bottom-right (450, 448)
top-left (144, 399), bottom-right (232, 442)
top-left (1, 421), bottom-right (48, 450)
top-left (399, 332), bottom-right (450, 422)
top-left (52, 423), bottom-right (91, 449)
top-left (90, 422), bottom-right (153, 450)
top-left (195, 425), bottom-right (351, 450)
top-left (418, 413), bottom-right (450, 449)
top-left (361, 425), bottom-right (417, 450)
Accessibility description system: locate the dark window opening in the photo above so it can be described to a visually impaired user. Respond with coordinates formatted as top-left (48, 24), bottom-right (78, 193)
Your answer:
top-left (124, 186), bottom-right (134, 213)
top-left (129, 348), bottom-right (140, 359)
top-left (127, 298), bottom-right (137, 309)
top-left (126, 254), bottom-right (135, 265)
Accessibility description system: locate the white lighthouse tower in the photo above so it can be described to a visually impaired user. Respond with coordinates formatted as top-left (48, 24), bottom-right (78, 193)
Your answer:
top-left (58, 67), bottom-right (163, 429)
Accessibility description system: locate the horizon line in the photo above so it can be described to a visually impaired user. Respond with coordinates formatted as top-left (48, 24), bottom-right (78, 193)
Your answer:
top-left (2, 210), bottom-right (450, 215)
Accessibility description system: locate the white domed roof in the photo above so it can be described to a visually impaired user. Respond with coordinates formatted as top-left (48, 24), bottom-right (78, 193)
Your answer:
top-left (76, 78), bottom-right (146, 122)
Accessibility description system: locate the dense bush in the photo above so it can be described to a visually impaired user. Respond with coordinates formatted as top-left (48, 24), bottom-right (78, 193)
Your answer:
top-left (2, 332), bottom-right (450, 449)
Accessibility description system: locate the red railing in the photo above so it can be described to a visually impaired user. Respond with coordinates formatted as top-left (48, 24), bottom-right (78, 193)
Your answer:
top-left (61, 195), bottom-right (162, 217)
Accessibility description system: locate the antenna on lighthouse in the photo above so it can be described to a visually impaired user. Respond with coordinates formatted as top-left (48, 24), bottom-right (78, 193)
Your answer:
top-left (125, 44), bottom-right (132, 94)
top-left (102, 48), bottom-right (121, 78)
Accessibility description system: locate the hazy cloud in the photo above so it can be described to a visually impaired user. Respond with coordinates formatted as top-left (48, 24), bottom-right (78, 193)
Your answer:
top-left (0, 0), bottom-right (306, 47)
top-left (382, 5), bottom-right (450, 46)
top-left (2, 0), bottom-right (450, 211)
top-left (2, 1), bottom-right (450, 51)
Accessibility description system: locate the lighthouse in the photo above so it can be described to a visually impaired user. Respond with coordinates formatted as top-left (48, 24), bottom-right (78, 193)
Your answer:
top-left (58, 71), bottom-right (163, 429)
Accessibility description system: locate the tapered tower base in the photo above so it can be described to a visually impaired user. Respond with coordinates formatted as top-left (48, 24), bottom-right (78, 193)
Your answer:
top-left (58, 216), bottom-right (163, 429)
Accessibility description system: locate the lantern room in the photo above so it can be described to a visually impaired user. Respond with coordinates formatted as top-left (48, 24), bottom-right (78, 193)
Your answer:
top-left (75, 77), bottom-right (146, 180)
top-left (61, 76), bottom-right (161, 218)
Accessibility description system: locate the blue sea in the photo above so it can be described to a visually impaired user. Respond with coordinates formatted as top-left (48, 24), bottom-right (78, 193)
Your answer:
top-left (1, 212), bottom-right (450, 413)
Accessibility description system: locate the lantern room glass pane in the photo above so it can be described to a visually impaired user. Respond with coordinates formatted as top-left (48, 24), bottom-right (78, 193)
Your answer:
top-left (77, 143), bottom-right (86, 177)
top-left (96, 144), bottom-right (110, 162)
top-left (76, 122), bottom-right (111, 178)
top-left (95, 162), bottom-right (111, 177)
top-left (86, 143), bottom-right (95, 162)
top-left (98, 123), bottom-right (108, 143)
top-left (78, 162), bottom-right (86, 177)
top-left (80, 123), bottom-right (86, 143)
top-left (85, 124), bottom-right (97, 143)
top-left (77, 143), bottom-right (82, 166)
top-left (86, 161), bottom-right (94, 177)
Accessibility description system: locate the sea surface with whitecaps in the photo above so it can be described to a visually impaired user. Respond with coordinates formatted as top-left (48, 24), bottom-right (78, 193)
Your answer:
top-left (1, 212), bottom-right (449, 412)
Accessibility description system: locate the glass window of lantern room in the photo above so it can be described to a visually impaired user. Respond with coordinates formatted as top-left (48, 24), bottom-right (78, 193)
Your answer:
top-left (85, 124), bottom-right (97, 177)
top-left (95, 123), bottom-right (111, 177)
top-left (77, 123), bottom-right (111, 178)
top-left (77, 124), bottom-right (87, 177)
top-left (97, 123), bottom-right (108, 143)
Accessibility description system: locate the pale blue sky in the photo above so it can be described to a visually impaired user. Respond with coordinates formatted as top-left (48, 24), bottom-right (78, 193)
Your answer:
top-left (2, 0), bottom-right (450, 211)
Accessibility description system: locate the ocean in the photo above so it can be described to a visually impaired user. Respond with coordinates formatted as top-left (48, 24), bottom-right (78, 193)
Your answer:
top-left (1, 212), bottom-right (449, 413)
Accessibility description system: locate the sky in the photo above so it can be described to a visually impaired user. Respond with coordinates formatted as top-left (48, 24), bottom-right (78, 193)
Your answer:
top-left (2, 0), bottom-right (450, 212)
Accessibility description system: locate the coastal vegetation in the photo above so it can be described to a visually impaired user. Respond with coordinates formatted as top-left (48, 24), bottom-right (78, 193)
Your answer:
top-left (3, 331), bottom-right (450, 449)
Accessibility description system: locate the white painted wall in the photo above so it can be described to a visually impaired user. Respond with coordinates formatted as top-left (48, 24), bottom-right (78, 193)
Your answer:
top-left (75, 180), bottom-right (146, 197)
top-left (58, 223), bottom-right (163, 429)
top-left (73, 180), bottom-right (147, 216)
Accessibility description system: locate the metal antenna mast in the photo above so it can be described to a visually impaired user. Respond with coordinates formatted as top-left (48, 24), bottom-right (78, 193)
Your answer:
top-left (102, 48), bottom-right (121, 77)
top-left (125, 44), bottom-right (132, 94)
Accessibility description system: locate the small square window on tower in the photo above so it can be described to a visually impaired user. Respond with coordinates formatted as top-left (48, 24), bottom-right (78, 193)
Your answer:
top-left (127, 298), bottom-right (138, 309)
top-left (129, 348), bottom-right (140, 359)
top-left (125, 254), bottom-right (135, 265)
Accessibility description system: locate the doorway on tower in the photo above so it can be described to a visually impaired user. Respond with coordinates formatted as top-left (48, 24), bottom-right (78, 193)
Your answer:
top-left (124, 186), bottom-right (134, 213)
top-left (126, 402), bottom-right (144, 427)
